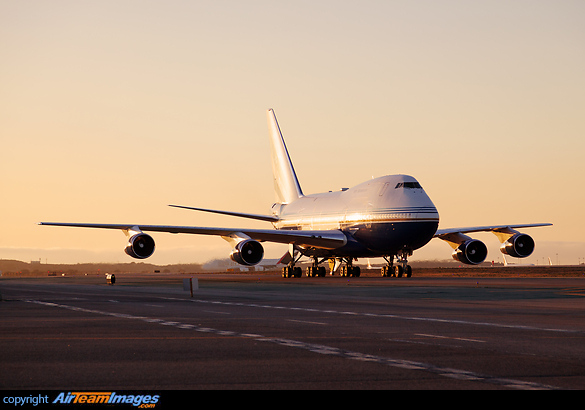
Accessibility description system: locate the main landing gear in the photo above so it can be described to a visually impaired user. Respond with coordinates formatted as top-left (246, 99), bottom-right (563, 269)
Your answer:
top-left (281, 252), bottom-right (412, 279)
top-left (283, 256), bottom-right (347, 278)
top-left (282, 249), bottom-right (303, 277)
top-left (283, 255), bottom-right (326, 278)
top-left (306, 257), bottom-right (326, 277)
top-left (282, 264), bottom-right (326, 278)
top-left (339, 257), bottom-right (361, 277)
top-left (381, 250), bottom-right (412, 278)
top-left (282, 265), bottom-right (302, 278)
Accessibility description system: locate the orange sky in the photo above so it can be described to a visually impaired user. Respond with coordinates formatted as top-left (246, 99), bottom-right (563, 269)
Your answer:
top-left (1, 1), bottom-right (584, 265)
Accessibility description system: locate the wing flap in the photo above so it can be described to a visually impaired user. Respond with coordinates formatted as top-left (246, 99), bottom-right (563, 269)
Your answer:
top-left (435, 223), bottom-right (552, 238)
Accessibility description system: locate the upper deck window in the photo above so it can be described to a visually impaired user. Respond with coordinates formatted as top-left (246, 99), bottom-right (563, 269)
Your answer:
top-left (395, 182), bottom-right (422, 189)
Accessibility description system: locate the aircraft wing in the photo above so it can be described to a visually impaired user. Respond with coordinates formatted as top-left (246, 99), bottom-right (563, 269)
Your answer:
top-left (38, 222), bottom-right (347, 250)
top-left (435, 223), bottom-right (552, 238)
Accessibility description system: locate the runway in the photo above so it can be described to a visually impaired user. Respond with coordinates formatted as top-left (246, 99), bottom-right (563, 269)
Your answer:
top-left (2, 272), bottom-right (585, 390)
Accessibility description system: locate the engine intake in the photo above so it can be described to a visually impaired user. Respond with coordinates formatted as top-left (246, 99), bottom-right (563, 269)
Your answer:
top-left (229, 239), bottom-right (264, 266)
top-left (500, 233), bottom-right (534, 258)
top-left (125, 233), bottom-right (156, 259)
top-left (452, 239), bottom-right (488, 265)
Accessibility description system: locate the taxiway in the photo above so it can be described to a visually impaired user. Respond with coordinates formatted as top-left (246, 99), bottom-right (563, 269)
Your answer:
top-left (1, 272), bottom-right (585, 389)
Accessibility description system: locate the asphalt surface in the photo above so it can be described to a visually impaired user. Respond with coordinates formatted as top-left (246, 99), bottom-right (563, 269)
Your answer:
top-left (2, 273), bottom-right (585, 390)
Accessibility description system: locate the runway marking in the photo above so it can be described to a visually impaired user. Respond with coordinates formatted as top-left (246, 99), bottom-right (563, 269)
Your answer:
top-left (202, 310), bottom-right (231, 315)
top-left (415, 333), bottom-right (486, 343)
top-left (175, 297), bottom-right (583, 335)
top-left (287, 319), bottom-right (328, 326)
top-left (25, 299), bottom-right (559, 390)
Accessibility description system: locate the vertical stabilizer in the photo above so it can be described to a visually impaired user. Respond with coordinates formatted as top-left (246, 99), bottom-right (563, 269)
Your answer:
top-left (267, 109), bottom-right (304, 203)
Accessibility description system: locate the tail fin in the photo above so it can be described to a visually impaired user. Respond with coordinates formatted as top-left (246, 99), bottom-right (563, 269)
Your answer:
top-left (267, 109), bottom-right (304, 203)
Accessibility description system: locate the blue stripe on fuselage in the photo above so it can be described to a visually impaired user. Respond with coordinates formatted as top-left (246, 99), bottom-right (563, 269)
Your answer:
top-left (294, 219), bottom-right (439, 258)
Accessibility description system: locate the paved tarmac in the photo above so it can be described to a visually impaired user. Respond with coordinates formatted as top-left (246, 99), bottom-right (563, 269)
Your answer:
top-left (1, 272), bottom-right (585, 390)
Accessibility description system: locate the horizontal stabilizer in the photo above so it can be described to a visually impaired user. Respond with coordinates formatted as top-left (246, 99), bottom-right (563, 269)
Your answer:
top-left (169, 204), bottom-right (279, 223)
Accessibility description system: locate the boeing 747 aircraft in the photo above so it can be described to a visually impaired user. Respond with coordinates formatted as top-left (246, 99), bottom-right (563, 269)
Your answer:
top-left (40, 109), bottom-right (551, 278)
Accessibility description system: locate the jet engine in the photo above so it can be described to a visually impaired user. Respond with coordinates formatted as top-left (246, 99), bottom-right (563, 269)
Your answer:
top-left (500, 233), bottom-right (534, 258)
top-left (452, 239), bottom-right (488, 265)
top-left (229, 239), bottom-right (264, 266)
top-left (124, 233), bottom-right (156, 259)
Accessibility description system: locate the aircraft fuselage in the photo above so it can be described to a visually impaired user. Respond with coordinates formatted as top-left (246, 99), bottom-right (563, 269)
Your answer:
top-left (273, 174), bottom-right (439, 258)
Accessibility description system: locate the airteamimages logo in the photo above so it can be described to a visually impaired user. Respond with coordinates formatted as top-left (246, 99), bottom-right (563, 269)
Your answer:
top-left (3, 392), bottom-right (166, 408)
top-left (52, 392), bottom-right (159, 408)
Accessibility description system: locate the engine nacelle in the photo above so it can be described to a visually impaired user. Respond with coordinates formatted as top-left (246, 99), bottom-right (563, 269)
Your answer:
top-left (452, 239), bottom-right (488, 265)
top-left (124, 233), bottom-right (156, 259)
top-left (229, 239), bottom-right (264, 266)
top-left (500, 233), bottom-right (534, 258)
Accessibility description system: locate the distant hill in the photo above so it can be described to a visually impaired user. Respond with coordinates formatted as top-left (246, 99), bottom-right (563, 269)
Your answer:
top-left (0, 259), bottom-right (203, 276)
top-left (0, 257), bottom-right (500, 277)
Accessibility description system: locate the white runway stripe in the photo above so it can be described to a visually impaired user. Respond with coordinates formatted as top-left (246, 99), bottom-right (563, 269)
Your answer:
top-left (26, 299), bottom-right (559, 390)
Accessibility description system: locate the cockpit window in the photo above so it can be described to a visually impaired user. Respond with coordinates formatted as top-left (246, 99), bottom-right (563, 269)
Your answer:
top-left (395, 182), bottom-right (422, 189)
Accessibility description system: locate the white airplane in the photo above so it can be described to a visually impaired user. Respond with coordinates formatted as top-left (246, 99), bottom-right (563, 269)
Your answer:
top-left (502, 255), bottom-right (534, 267)
top-left (40, 109), bottom-right (552, 278)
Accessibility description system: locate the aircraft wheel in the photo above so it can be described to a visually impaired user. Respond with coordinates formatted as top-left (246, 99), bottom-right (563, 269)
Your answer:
top-left (381, 266), bottom-right (393, 277)
top-left (283, 267), bottom-right (300, 278)
top-left (318, 266), bottom-right (326, 277)
top-left (404, 265), bottom-right (412, 278)
top-left (394, 265), bottom-right (403, 278)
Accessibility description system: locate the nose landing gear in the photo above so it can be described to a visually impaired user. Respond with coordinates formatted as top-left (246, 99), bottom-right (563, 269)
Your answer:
top-left (381, 249), bottom-right (412, 278)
